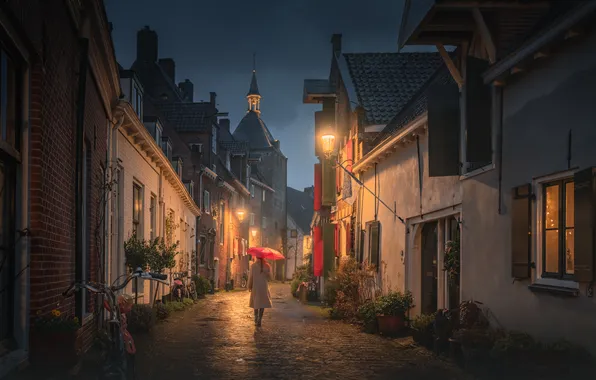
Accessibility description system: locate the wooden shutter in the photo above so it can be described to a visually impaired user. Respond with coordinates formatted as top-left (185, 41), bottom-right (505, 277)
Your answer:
top-left (574, 167), bottom-right (596, 282)
top-left (466, 57), bottom-right (492, 165)
top-left (511, 184), bottom-right (532, 279)
top-left (368, 221), bottom-right (381, 271)
top-left (314, 163), bottom-right (322, 211)
top-left (428, 82), bottom-right (460, 176)
top-left (323, 223), bottom-right (336, 278)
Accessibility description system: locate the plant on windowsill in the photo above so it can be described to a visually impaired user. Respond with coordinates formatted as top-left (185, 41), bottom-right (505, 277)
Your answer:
top-left (443, 237), bottom-right (460, 285)
top-left (30, 309), bottom-right (80, 367)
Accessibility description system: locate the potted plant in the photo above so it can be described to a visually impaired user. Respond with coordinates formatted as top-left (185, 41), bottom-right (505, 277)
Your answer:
top-left (30, 309), bottom-right (80, 367)
top-left (375, 291), bottom-right (414, 335)
top-left (357, 299), bottom-right (379, 334)
top-left (410, 313), bottom-right (435, 349)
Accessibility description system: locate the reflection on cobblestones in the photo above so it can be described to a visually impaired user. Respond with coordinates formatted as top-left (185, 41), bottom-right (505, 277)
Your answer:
top-left (132, 283), bottom-right (470, 380)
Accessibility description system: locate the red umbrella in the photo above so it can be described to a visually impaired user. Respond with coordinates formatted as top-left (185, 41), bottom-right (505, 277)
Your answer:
top-left (248, 247), bottom-right (285, 261)
top-left (174, 279), bottom-right (183, 286)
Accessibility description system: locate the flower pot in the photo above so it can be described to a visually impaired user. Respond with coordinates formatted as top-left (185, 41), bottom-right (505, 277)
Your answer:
top-left (376, 315), bottom-right (405, 335)
top-left (30, 329), bottom-right (79, 367)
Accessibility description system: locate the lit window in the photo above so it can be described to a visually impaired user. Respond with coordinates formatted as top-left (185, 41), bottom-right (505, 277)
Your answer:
top-left (133, 183), bottom-right (143, 236)
top-left (543, 180), bottom-right (575, 277)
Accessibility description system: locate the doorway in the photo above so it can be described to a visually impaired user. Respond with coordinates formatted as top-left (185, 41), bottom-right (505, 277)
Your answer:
top-left (421, 222), bottom-right (438, 314)
top-left (447, 216), bottom-right (460, 309)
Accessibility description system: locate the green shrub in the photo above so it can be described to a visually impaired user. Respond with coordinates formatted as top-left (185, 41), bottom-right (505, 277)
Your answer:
top-left (376, 291), bottom-right (414, 318)
top-left (154, 302), bottom-right (170, 321)
top-left (357, 300), bottom-right (379, 333)
top-left (192, 275), bottom-right (211, 296)
top-left (291, 265), bottom-right (313, 297)
top-left (127, 304), bottom-right (155, 332)
top-left (411, 313), bottom-right (435, 332)
top-left (183, 298), bottom-right (194, 307)
top-left (165, 301), bottom-right (185, 313)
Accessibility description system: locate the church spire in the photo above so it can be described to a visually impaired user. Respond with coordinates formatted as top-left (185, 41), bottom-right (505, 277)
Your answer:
top-left (247, 53), bottom-right (261, 113)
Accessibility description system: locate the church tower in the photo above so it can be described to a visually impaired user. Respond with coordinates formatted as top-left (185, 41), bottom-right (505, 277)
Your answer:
top-left (247, 56), bottom-right (261, 114)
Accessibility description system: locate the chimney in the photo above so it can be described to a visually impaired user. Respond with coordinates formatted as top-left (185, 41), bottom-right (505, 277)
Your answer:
top-left (272, 140), bottom-right (280, 150)
top-left (219, 118), bottom-right (230, 132)
top-left (158, 58), bottom-right (175, 83)
top-left (331, 34), bottom-right (342, 56)
top-left (137, 26), bottom-right (158, 63)
top-left (303, 186), bottom-right (314, 198)
top-left (210, 92), bottom-right (217, 105)
top-left (178, 79), bottom-right (194, 102)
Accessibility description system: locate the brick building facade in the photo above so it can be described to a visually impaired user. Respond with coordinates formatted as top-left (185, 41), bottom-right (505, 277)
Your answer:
top-left (0, 0), bottom-right (121, 376)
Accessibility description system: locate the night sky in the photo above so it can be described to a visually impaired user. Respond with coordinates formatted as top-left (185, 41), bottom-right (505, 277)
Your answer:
top-left (105, 0), bottom-right (408, 190)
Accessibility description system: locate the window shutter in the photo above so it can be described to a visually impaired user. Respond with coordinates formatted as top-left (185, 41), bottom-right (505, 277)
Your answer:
top-left (321, 158), bottom-right (336, 206)
top-left (368, 221), bottom-right (380, 271)
top-left (511, 183), bottom-right (532, 279)
top-left (428, 82), bottom-right (460, 176)
top-left (466, 57), bottom-right (492, 165)
top-left (574, 167), bottom-right (596, 282)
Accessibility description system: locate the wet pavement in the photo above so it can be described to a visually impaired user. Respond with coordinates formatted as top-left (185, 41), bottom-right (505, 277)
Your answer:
top-left (131, 283), bottom-right (469, 380)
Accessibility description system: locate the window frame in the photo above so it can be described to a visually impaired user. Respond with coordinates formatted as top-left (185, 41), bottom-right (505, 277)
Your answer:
top-left (203, 190), bottom-right (210, 214)
top-left (541, 178), bottom-right (575, 280)
top-left (132, 182), bottom-right (143, 237)
top-left (262, 189), bottom-right (266, 202)
top-left (149, 194), bottom-right (157, 240)
top-left (532, 169), bottom-right (579, 289)
top-left (250, 213), bottom-right (255, 226)
top-left (250, 184), bottom-right (255, 198)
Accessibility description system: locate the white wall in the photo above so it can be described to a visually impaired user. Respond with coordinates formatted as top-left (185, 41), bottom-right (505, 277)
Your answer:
top-left (462, 30), bottom-right (596, 352)
top-left (359, 127), bottom-right (461, 303)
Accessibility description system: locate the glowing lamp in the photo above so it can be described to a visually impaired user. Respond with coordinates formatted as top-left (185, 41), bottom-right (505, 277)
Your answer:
top-left (321, 134), bottom-right (336, 157)
top-left (251, 229), bottom-right (257, 238)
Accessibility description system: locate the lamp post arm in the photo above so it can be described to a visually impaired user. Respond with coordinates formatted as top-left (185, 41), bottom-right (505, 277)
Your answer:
top-left (335, 159), bottom-right (405, 224)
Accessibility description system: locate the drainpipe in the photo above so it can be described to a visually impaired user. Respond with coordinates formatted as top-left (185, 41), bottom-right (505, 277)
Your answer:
top-left (74, 38), bottom-right (89, 305)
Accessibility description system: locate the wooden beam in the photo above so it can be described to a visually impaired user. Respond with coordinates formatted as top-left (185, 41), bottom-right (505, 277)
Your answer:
top-left (472, 8), bottom-right (496, 64)
top-left (437, 44), bottom-right (464, 89)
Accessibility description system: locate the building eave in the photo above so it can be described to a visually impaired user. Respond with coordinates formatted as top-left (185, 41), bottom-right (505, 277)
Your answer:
top-left (121, 103), bottom-right (201, 217)
top-left (483, 1), bottom-right (596, 84)
top-left (250, 178), bottom-right (275, 193)
top-left (353, 113), bottom-right (428, 174)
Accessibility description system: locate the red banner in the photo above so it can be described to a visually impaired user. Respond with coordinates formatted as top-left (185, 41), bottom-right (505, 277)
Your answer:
top-left (313, 226), bottom-right (323, 277)
top-left (314, 163), bottom-right (322, 211)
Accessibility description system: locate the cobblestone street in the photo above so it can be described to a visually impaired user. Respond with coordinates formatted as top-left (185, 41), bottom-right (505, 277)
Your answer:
top-left (130, 283), bottom-right (469, 380)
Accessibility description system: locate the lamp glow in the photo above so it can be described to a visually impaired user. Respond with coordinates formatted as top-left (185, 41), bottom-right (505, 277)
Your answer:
top-left (321, 134), bottom-right (336, 156)
top-left (236, 209), bottom-right (245, 221)
top-left (251, 229), bottom-right (257, 238)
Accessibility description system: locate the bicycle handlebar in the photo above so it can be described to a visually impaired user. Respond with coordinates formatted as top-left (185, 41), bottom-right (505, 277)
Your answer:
top-left (62, 269), bottom-right (169, 296)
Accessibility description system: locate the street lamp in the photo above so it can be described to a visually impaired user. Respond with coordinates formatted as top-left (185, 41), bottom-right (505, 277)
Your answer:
top-left (251, 229), bottom-right (257, 238)
top-left (321, 134), bottom-right (336, 158)
top-left (236, 209), bottom-right (246, 222)
top-left (319, 134), bottom-right (405, 224)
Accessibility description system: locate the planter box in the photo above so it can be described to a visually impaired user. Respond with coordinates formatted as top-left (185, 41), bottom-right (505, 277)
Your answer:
top-left (377, 315), bottom-right (405, 335)
top-left (29, 330), bottom-right (79, 368)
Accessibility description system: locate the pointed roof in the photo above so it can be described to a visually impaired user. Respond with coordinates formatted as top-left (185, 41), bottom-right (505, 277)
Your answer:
top-left (247, 70), bottom-right (260, 97)
top-left (233, 111), bottom-right (275, 149)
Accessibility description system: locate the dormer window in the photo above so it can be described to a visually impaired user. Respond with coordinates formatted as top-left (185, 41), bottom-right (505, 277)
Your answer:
top-left (173, 157), bottom-right (183, 178)
top-left (184, 180), bottom-right (195, 199)
top-left (161, 136), bottom-right (172, 160)
top-left (120, 70), bottom-right (144, 120)
top-left (144, 117), bottom-right (162, 144)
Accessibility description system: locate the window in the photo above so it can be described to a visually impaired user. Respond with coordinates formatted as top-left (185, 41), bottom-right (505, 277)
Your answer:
top-left (133, 183), bottom-right (142, 236)
top-left (212, 125), bottom-right (217, 154)
top-left (134, 84), bottom-right (143, 120)
top-left (150, 195), bottom-right (157, 240)
top-left (262, 190), bottom-right (266, 202)
top-left (219, 202), bottom-right (225, 244)
top-left (155, 122), bottom-right (162, 143)
top-left (203, 190), bottom-right (210, 213)
top-left (366, 221), bottom-right (380, 271)
top-left (262, 216), bottom-right (267, 229)
top-left (250, 213), bottom-right (255, 226)
top-left (543, 179), bottom-right (575, 278)
top-left (175, 157), bottom-right (183, 178)
top-left (250, 184), bottom-right (255, 198)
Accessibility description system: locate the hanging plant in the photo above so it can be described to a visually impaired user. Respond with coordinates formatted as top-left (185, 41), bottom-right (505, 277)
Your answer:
top-left (443, 237), bottom-right (460, 284)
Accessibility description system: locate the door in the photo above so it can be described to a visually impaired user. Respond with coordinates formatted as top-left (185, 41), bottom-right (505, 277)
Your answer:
top-left (421, 222), bottom-right (438, 314)
top-left (213, 259), bottom-right (220, 289)
top-left (447, 216), bottom-right (461, 309)
top-left (0, 158), bottom-right (15, 347)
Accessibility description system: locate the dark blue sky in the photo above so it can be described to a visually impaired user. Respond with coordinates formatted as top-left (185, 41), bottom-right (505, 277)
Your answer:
top-left (105, 0), bottom-right (407, 189)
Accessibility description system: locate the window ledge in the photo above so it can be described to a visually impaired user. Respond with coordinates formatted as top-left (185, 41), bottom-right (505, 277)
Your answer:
top-left (528, 283), bottom-right (579, 297)
top-left (459, 163), bottom-right (495, 180)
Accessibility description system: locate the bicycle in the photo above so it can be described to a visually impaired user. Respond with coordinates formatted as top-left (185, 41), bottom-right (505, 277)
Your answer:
top-left (62, 268), bottom-right (168, 379)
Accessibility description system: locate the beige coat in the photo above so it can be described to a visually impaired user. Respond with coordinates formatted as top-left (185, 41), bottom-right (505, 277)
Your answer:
top-left (248, 261), bottom-right (272, 309)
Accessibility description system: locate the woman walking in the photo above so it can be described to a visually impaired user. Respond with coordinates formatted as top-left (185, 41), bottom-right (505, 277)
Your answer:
top-left (248, 257), bottom-right (272, 326)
